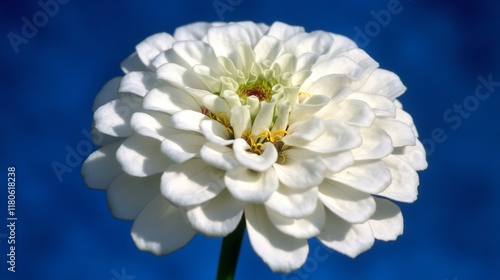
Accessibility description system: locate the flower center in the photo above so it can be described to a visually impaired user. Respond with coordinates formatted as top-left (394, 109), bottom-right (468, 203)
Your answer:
top-left (237, 77), bottom-right (277, 102)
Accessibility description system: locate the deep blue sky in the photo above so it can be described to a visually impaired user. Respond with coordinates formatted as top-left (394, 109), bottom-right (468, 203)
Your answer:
top-left (1, 0), bottom-right (499, 279)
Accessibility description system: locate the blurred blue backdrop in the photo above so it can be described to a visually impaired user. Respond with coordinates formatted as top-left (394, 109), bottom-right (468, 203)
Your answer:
top-left (1, 0), bottom-right (499, 279)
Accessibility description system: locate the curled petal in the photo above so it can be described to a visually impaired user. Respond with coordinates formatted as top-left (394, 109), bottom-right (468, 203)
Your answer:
top-left (274, 149), bottom-right (326, 190)
top-left (93, 95), bottom-right (143, 137)
top-left (92, 77), bottom-right (121, 112)
top-left (233, 139), bottom-right (278, 172)
top-left (392, 140), bottom-right (428, 171)
top-left (264, 185), bottom-right (319, 219)
top-left (317, 211), bottom-right (374, 258)
top-left (225, 166), bottom-right (279, 203)
top-left (245, 204), bottom-right (309, 273)
top-left (351, 126), bottom-right (393, 160)
top-left (368, 197), bottom-right (404, 241)
top-left (266, 201), bottom-right (325, 239)
top-left (119, 71), bottom-right (157, 97)
top-left (327, 161), bottom-right (391, 194)
top-left (186, 189), bottom-right (244, 237)
top-left (161, 158), bottom-right (226, 207)
top-left (116, 134), bottom-right (171, 177)
top-left (131, 195), bottom-right (195, 255)
top-left (107, 173), bottom-right (161, 220)
top-left (81, 141), bottom-right (123, 190)
top-left (143, 85), bottom-right (199, 114)
top-left (161, 132), bottom-right (205, 163)
top-left (318, 179), bottom-right (376, 223)
top-left (200, 142), bottom-right (239, 170)
top-left (377, 155), bottom-right (419, 203)
top-left (136, 32), bottom-right (175, 69)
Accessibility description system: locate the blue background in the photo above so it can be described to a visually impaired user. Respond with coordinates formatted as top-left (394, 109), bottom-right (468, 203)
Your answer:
top-left (1, 0), bottom-right (499, 279)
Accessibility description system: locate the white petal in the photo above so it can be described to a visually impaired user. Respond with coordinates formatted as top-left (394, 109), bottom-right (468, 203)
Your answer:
top-left (303, 74), bottom-right (353, 102)
top-left (254, 35), bottom-right (283, 63)
top-left (130, 111), bottom-right (177, 140)
top-left (136, 32), bottom-right (176, 69)
top-left (170, 40), bottom-right (218, 68)
top-left (225, 166), bottom-right (278, 203)
top-left (233, 139), bottom-right (278, 172)
top-left (327, 161), bottom-right (391, 194)
top-left (318, 179), bottom-right (376, 223)
top-left (174, 22), bottom-right (213, 40)
top-left (288, 95), bottom-right (330, 124)
top-left (374, 118), bottom-right (416, 147)
top-left (285, 31), bottom-right (333, 57)
top-left (287, 120), bottom-right (362, 154)
top-left (284, 116), bottom-right (325, 146)
top-left (120, 52), bottom-right (148, 74)
top-left (318, 211), bottom-right (374, 258)
top-left (207, 24), bottom-right (253, 58)
top-left (368, 197), bottom-right (403, 241)
top-left (93, 95), bottom-right (143, 137)
top-left (358, 68), bottom-right (406, 100)
top-left (161, 158), bottom-right (226, 207)
top-left (119, 71), bottom-right (157, 97)
top-left (351, 126), bottom-right (393, 160)
top-left (392, 140), bottom-right (428, 171)
top-left (347, 92), bottom-right (396, 117)
top-left (267, 21), bottom-right (305, 41)
top-left (326, 99), bottom-right (376, 127)
top-left (264, 185), bottom-right (319, 219)
top-left (161, 132), bottom-right (205, 163)
top-left (92, 77), bottom-right (121, 112)
top-left (266, 201), bottom-right (325, 239)
top-left (131, 195), bottom-right (195, 255)
top-left (171, 110), bottom-right (208, 133)
top-left (377, 155), bottom-right (419, 203)
top-left (274, 149), bottom-right (325, 190)
top-left (301, 56), bottom-right (363, 91)
top-left (186, 189), bottom-right (244, 237)
top-left (143, 85), bottom-right (199, 114)
top-left (245, 204), bottom-right (309, 273)
top-left (156, 63), bottom-right (207, 89)
top-left (339, 48), bottom-right (379, 88)
top-left (116, 134), bottom-right (171, 177)
top-left (230, 106), bottom-right (251, 138)
top-left (200, 142), bottom-right (239, 170)
top-left (81, 141), bottom-right (123, 190)
top-left (321, 151), bottom-right (354, 173)
top-left (315, 33), bottom-right (357, 64)
top-left (251, 102), bottom-right (276, 135)
top-left (200, 119), bottom-right (233, 146)
top-left (107, 173), bottom-right (161, 220)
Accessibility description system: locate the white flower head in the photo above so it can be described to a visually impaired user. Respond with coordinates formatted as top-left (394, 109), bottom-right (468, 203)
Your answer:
top-left (82, 21), bottom-right (427, 273)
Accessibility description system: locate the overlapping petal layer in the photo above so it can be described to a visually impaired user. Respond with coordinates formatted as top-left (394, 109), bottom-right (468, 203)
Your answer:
top-left (82, 21), bottom-right (427, 273)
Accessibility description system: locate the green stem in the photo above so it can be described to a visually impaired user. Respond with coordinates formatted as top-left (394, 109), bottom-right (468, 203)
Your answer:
top-left (216, 216), bottom-right (246, 280)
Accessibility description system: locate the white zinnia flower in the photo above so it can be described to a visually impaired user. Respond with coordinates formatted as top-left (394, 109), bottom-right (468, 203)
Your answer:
top-left (82, 21), bottom-right (427, 273)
